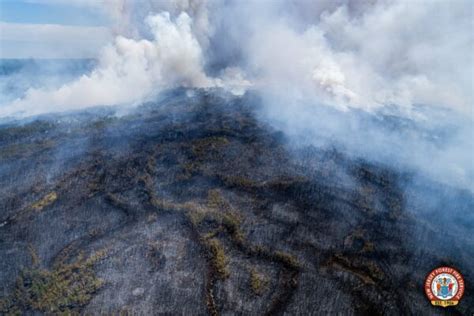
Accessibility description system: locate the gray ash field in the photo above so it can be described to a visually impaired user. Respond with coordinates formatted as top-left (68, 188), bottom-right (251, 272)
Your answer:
top-left (0, 90), bottom-right (472, 315)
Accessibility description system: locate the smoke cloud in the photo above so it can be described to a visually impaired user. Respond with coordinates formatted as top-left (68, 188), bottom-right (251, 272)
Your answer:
top-left (240, 0), bottom-right (472, 114)
top-left (0, 9), bottom-right (248, 117)
top-left (2, 0), bottom-right (472, 116)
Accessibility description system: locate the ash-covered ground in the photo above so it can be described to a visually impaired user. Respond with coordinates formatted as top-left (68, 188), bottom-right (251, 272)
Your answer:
top-left (0, 89), bottom-right (472, 315)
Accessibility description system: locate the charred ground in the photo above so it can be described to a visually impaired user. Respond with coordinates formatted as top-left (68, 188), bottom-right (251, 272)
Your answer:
top-left (0, 89), bottom-right (472, 315)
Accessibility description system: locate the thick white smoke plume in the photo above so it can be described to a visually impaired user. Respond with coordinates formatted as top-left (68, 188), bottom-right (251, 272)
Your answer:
top-left (243, 0), bottom-right (472, 114)
top-left (0, 7), bottom-right (248, 117)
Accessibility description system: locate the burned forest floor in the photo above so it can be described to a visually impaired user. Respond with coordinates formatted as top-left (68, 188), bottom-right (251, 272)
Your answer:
top-left (0, 89), bottom-right (473, 315)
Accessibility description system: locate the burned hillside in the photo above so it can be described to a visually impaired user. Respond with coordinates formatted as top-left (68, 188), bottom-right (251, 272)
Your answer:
top-left (0, 90), bottom-right (472, 315)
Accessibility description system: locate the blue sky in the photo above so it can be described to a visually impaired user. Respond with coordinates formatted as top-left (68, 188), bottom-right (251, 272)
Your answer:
top-left (0, 0), bottom-right (112, 58)
top-left (0, 0), bottom-right (107, 26)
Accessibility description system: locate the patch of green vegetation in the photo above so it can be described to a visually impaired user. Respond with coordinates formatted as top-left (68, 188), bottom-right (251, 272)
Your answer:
top-left (186, 203), bottom-right (210, 227)
top-left (27, 244), bottom-right (40, 267)
top-left (180, 136), bottom-right (229, 178)
top-left (6, 191), bottom-right (59, 225)
top-left (183, 191), bottom-right (242, 236)
top-left (201, 230), bottom-right (220, 240)
top-left (138, 174), bottom-right (162, 210)
top-left (249, 268), bottom-right (269, 296)
top-left (31, 192), bottom-right (58, 212)
top-left (0, 250), bottom-right (107, 315)
top-left (206, 190), bottom-right (245, 244)
top-left (169, 193), bottom-right (247, 283)
top-left (205, 238), bottom-right (229, 280)
top-left (207, 189), bottom-right (228, 210)
top-left (222, 212), bottom-right (244, 245)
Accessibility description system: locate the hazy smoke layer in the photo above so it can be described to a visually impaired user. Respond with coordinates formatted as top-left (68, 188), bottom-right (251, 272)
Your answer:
top-left (1, 0), bottom-right (472, 190)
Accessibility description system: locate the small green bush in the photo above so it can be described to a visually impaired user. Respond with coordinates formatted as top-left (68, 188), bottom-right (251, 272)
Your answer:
top-left (250, 268), bottom-right (269, 296)
top-left (206, 238), bottom-right (229, 279)
top-left (0, 250), bottom-right (106, 315)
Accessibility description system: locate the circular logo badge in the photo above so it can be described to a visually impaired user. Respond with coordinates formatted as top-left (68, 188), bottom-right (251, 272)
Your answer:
top-left (425, 266), bottom-right (465, 307)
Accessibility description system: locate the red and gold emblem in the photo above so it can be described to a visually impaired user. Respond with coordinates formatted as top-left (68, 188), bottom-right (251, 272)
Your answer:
top-left (425, 266), bottom-right (465, 307)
